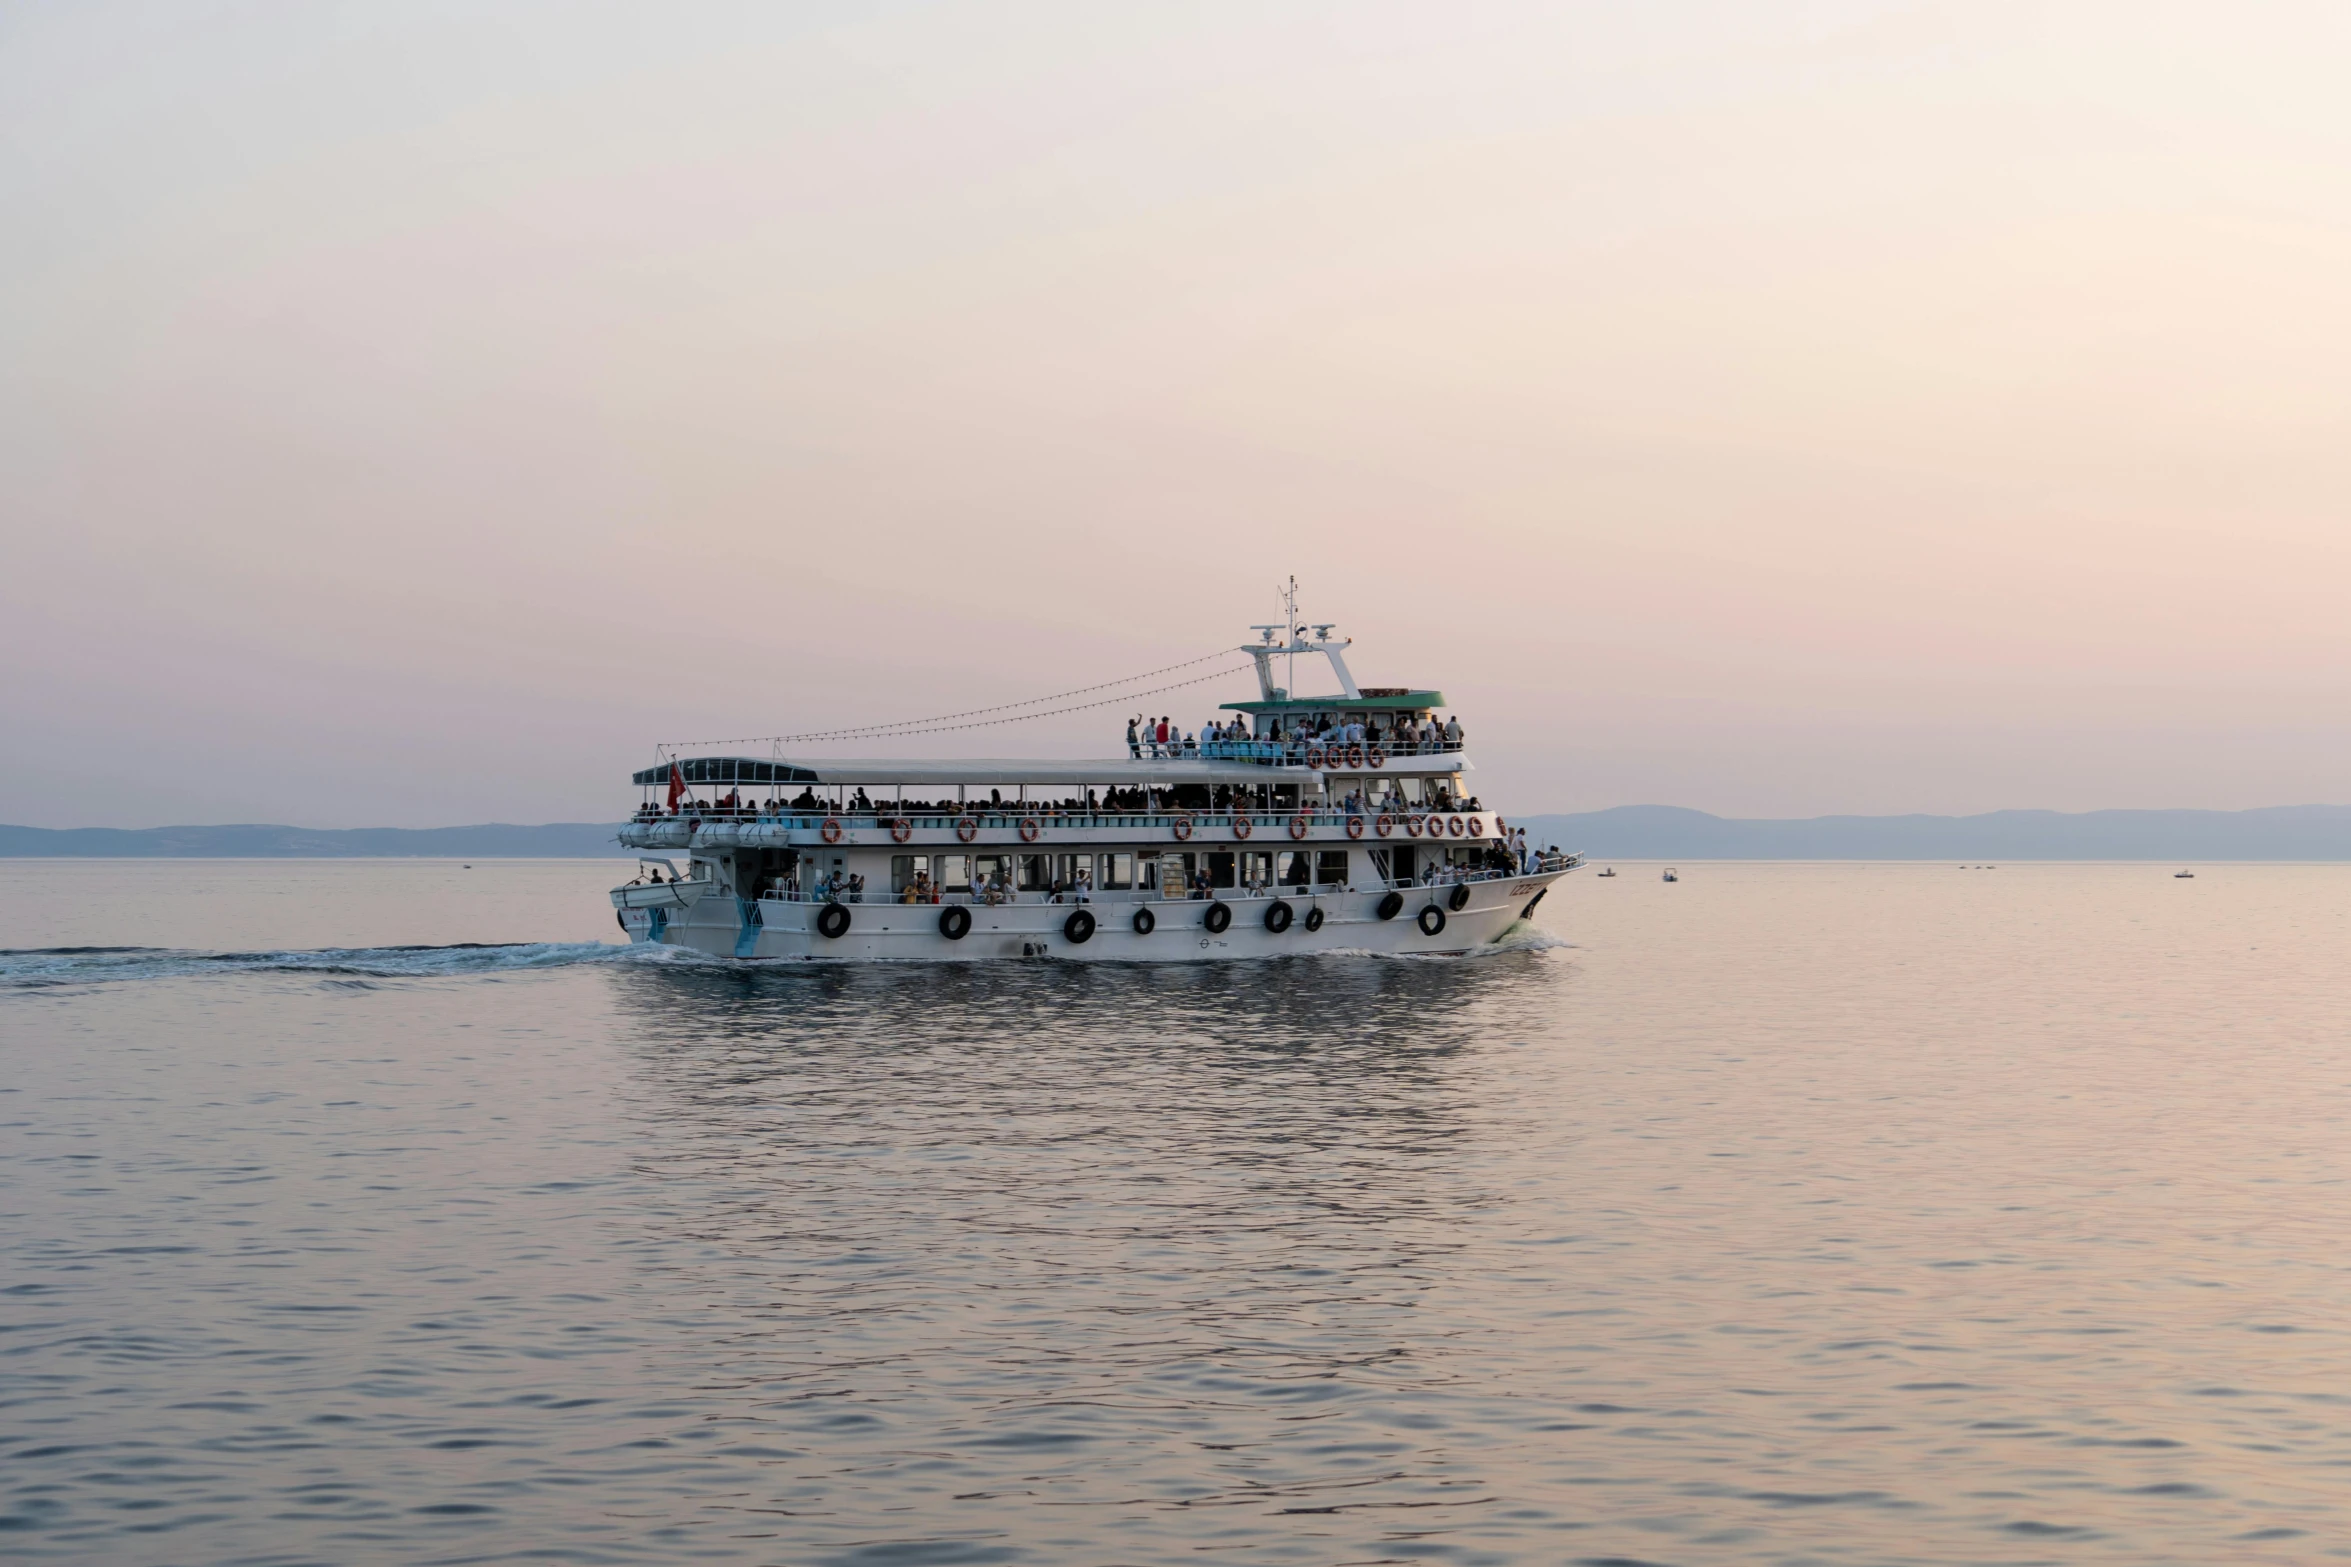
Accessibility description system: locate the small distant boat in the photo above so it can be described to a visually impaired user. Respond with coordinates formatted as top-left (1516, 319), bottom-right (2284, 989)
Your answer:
top-left (1597, 867), bottom-right (1616, 878)
top-left (2175, 870), bottom-right (2195, 878)
top-left (1662, 867), bottom-right (1679, 883)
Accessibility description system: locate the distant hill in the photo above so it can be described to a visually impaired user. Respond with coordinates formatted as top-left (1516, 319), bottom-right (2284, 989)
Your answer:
top-left (9, 805), bottom-right (2351, 859)
top-left (1511, 804), bottom-right (2351, 860)
top-left (0, 823), bottom-right (634, 858)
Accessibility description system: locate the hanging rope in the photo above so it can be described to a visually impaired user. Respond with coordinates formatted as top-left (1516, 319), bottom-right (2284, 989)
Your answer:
top-left (662, 650), bottom-right (1259, 755)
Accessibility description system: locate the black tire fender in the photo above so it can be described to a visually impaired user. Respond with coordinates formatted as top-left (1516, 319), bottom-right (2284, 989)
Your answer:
top-left (1417, 904), bottom-right (1447, 937)
top-left (1303, 906), bottom-right (1325, 932)
top-left (938, 905), bottom-right (971, 940)
top-left (1063, 908), bottom-right (1096, 944)
top-left (1375, 890), bottom-right (1404, 921)
top-left (818, 904), bottom-right (852, 939)
top-left (1132, 906), bottom-right (1156, 936)
top-left (1204, 901), bottom-right (1232, 934)
top-left (1263, 899), bottom-right (1293, 934)
top-left (1448, 883), bottom-right (1471, 912)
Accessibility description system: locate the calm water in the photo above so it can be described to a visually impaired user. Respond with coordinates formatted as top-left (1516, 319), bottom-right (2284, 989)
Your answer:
top-left (5, 859), bottom-right (2349, 1565)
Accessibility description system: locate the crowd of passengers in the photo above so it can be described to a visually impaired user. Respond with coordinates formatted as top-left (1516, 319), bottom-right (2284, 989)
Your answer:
top-left (634, 779), bottom-right (1496, 823)
top-left (1127, 712), bottom-right (1463, 759)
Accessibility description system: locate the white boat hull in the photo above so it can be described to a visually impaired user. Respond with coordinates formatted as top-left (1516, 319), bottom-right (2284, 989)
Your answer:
top-left (615, 874), bottom-right (1565, 962)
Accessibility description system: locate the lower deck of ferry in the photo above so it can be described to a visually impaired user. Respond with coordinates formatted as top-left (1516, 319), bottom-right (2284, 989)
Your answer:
top-left (618, 847), bottom-right (1565, 962)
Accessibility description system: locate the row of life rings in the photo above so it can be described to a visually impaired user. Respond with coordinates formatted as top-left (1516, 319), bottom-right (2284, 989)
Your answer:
top-left (824, 811), bottom-right (1483, 850)
top-left (1172, 813), bottom-right (1313, 842)
top-left (1364, 813), bottom-right (1484, 839)
top-left (829, 815), bottom-right (1037, 845)
top-left (1301, 743), bottom-right (1384, 771)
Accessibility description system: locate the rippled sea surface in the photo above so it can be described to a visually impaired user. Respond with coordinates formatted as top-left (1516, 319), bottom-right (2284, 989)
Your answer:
top-left (5, 858), bottom-right (2350, 1565)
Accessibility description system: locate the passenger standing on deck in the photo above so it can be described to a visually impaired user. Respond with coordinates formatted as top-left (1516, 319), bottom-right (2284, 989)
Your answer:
top-left (1127, 717), bottom-right (1140, 759)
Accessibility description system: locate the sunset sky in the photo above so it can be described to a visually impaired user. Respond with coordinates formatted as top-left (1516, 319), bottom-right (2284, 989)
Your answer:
top-left (6, 2), bottom-right (2348, 828)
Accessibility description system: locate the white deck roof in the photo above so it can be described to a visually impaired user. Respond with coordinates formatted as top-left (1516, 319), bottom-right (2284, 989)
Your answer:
top-left (666, 755), bottom-right (1473, 788)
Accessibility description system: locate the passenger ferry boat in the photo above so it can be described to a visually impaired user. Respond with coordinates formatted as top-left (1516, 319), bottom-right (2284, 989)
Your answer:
top-left (611, 621), bottom-right (1578, 961)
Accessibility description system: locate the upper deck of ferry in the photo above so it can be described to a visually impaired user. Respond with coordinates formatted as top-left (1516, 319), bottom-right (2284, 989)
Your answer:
top-left (615, 618), bottom-right (1503, 851)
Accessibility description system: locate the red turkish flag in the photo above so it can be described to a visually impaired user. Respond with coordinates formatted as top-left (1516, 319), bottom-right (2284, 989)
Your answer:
top-left (667, 762), bottom-right (686, 813)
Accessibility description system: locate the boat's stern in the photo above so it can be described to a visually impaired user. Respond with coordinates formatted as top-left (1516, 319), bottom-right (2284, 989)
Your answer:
top-left (611, 861), bottom-right (694, 943)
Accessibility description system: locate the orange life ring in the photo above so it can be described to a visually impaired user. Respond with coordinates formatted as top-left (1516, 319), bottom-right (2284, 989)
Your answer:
top-left (1019, 817), bottom-right (1041, 842)
top-left (1347, 743), bottom-right (1365, 769)
top-left (1404, 815), bottom-right (1424, 838)
top-left (890, 818), bottom-right (912, 843)
top-left (1232, 815), bottom-right (1253, 840)
top-left (1304, 744), bottom-right (1325, 769)
top-left (1368, 746), bottom-right (1385, 769)
top-left (1171, 815), bottom-right (1194, 841)
top-left (1346, 816), bottom-right (1366, 840)
top-left (956, 817), bottom-right (979, 842)
top-left (1375, 813), bottom-right (1395, 837)
top-left (1288, 813), bottom-right (1310, 840)
top-left (1468, 816), bottom-right (1484, 837)
top-left (821, 817), bottom-right (843, 844)
top-left (1447, 814), bottom-right (1465, 837)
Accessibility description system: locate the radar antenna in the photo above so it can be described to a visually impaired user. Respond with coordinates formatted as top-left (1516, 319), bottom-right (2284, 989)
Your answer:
top-left (1239, 578), bottom-right (1359, 702)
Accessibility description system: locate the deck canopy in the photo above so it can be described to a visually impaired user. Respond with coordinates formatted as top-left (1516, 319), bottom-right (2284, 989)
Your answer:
top-left (634, 754), bottom-right (1473, 789)
top-left (631, 757), bottom-right (822, 787)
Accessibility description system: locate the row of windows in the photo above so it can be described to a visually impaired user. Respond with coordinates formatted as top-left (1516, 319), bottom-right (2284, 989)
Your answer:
top-left (889, 849), bottom-right (1363, 894)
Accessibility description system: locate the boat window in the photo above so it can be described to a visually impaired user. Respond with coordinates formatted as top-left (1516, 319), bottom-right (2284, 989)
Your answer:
top-left (1017, 853), bottom-right (1049, 890)
top-left (1240, 851), bottom-right (1272, 888)
top-left (890, 854), bottom-right (933, 894)
top-left (1103, 853), bottom-right (1133, 890)
top-left (935, 854), bottom-right (971, 891)
top-left (1316, 850), bottom-right (1348, 886)
top-left (971, 854), bottom-right (1010, 891)
top-left (1205, 852), bottom-right (1236, 889)
top-left (1278, 851), bottom-right (1310, 888)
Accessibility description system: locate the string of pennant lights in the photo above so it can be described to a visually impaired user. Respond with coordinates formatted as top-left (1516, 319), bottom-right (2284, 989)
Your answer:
top-left (661, 651), bottom-right (1259, 756)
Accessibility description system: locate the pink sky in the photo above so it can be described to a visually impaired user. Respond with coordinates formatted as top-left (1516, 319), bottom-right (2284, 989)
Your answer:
top-left (5, 2), bottom-right (2349, 828)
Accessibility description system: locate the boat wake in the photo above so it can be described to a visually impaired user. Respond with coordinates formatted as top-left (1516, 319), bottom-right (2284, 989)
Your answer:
top-left (0, 940), bottom-right (698, 991)
top-left (1319, 922), bottom-right (1571, 962)
top-left (3, 925), bottom-right (1567, 989)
